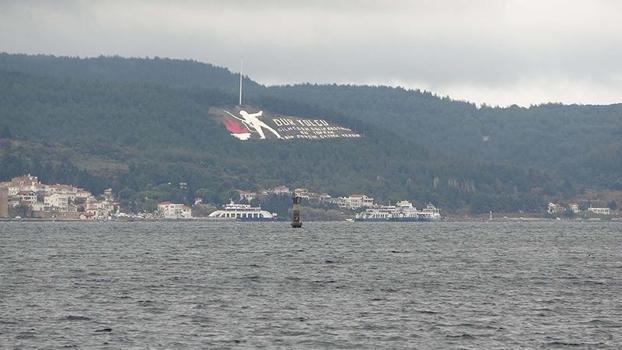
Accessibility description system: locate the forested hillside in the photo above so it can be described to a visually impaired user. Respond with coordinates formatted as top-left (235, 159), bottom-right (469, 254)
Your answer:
top-left (1, 53), bottom-right (619, 213)
top-left (268, 85), bottom-right (622, 189)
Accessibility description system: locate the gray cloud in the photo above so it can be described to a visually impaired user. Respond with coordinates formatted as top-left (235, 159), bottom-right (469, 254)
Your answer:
top-left (1, 0), bottom-right (621, 106)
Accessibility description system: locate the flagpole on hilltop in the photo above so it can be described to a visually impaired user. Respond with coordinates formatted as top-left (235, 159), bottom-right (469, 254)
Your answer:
top-left (238, 59), bottom-right (243, 106)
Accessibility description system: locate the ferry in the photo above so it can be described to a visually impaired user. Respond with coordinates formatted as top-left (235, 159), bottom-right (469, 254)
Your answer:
top-left (354, 201), bottom-right (441, 222)
top-left (208, 202), bottom-right (277, 221)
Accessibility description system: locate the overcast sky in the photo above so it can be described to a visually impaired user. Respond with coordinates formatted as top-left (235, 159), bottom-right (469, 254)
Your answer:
top-left (1, 0), bottom-right (621, 106)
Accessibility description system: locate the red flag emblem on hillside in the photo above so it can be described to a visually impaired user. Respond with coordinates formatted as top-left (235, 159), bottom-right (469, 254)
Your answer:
top-left (223, 117), bottom-right (252, 140)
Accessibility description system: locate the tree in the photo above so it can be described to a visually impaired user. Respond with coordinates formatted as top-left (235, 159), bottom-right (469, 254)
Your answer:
top-left (608, 200), bottom-right (618, 211)
top-left (10, 204), bottom-right (32, 218)
top-left (0, 126), bottom-right (11, 139)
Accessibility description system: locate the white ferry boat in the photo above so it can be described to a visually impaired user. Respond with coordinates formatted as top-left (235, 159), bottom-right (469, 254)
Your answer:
top-left (208, 202), bottom-right (277, 221)
top-left (418, 204), bottom-right (442, 221)
top-left (354, 201), bottom-right (441, 222)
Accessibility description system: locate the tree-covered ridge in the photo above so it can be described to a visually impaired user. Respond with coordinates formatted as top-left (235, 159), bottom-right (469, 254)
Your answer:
top-left (2, 52), bottom-right (617, 213)
top-left (267, 84), bottom-right (622, 190)
top-left (0, 52), bottom-right (261, 95)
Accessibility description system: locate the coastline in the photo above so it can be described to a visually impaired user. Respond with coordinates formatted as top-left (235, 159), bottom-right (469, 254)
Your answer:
top-left (1, 217), bottom-right (620, 223)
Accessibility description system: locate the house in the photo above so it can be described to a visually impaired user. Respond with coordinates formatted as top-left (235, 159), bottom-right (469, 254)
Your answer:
top-left (236, 190), bottom-right (256, 202)
top-left (588, 207), bottom-right (611, 216)
top-left (316, 193), bottom-right (333, 203)
top-left (271, 186), bottom-right (291, 196)
top-left (17, 191), bottom-right (38, 206)
top-left (338, 194), bottom-right (375, 209)
top-left (83, 198), bottom-right (116, 219)
top-left (294, 188), bottom-right (312, 200)
top-left (6, 185), bottom-right (20, 196)
top-left (547, 202), bottom-right (565, 215)
top-left (158, 202), bottom-right (193, 219)
top-left (31, 202), bottom-right (51, 212)
top-left (1, 174), bottom-right (42, 195)
top-left (9, 174), bottom-right (42, 192)
top-left (569, 203), bottom-right (580, 214)
top-left (44, 193), bottom-right (71, 211)
top-left (103, 188), bottom-right (114, 202)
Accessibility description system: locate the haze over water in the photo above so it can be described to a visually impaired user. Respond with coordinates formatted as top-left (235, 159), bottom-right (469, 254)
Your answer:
top-left (1, 221), bottom-right (621, 348)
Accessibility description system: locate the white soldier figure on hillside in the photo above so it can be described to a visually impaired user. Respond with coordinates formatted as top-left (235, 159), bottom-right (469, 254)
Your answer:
top-left (228, 110), bottom-right (282, 139)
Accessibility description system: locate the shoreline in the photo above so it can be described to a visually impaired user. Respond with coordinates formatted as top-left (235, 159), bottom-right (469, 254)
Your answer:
top-left (1, 217), bottom-right (620, 223)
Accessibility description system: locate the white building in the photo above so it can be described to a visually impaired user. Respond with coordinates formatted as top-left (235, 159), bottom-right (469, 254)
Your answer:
top-left (270, 186), bottom-right (291, 196)
top-left (44, 193), bottom-right (70, 211)
top-left (294, 188), bottom-right (312, 200)
top-left (85, 198), bottom-right (116, 219)
top-left (317, 193), bottom-right (332, 203)
top-left (158, 202), bottom-right (193, 219)
top-left (588, 207), bottom-right (611, 216)
top-left (547, 202), bottom-right (564, 215)
top-left (17, 191), bottom-right (38, 206)
top-left (103, 188), bottom-right (114, 202)
top-left (236, 190), bottom-right (256, 202)
top-left (338, 194), bottom-right (375, 209)
top-left (1, 174), bottom-right (42, 195)
top-left (6, 185), bottom-right (20, 196)
top-left (569, 203), bottom-right (580, 214)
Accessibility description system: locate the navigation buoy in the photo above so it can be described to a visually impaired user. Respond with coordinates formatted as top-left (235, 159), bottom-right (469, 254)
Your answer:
top-left (291, 194), bottom-right (302, 228)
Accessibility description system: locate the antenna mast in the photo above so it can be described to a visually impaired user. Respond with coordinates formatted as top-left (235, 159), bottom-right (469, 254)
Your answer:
top-left (238, 59), bottom-right (243, 106)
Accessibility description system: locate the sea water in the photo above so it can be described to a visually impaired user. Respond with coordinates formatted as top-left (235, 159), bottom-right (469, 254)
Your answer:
top-left (1, 221), bottom-right (621, 349)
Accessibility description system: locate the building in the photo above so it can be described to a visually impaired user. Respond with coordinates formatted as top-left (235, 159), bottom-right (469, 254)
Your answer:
top-left (338, 194), bottom-right (375, 210)
top-left (158, 202), bottom-right (193, 219)
top-left (44, 193), bottom-right (71, 212)
top-left (103, 188), bottom-right (114, 202)
top-left (0, 186), bottom-right (8, 218)
top-left (0, 174), bottom-right (118, 219)
top-left (547, 202), bottom-right (565, 215)
top-left (17, 191), bottom-right (38, 206)
top-left (569, 203), bottom-right (580, 214)
top-left (588, 207), bottom-right (611, 216)
top-left (236, 190), bottom-right (256, 202)
top-left (84, 198), bottom-right (116, 219)
top-left (1, 174), bottom-right (42, 196)
top-left (270, 186), bottom-right (291, 196)
top-left (317, 193), bottom-right (332, 203)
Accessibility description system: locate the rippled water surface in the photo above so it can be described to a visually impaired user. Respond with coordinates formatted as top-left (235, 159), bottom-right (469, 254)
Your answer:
top-left (1, 221), bottom-right (621, 349)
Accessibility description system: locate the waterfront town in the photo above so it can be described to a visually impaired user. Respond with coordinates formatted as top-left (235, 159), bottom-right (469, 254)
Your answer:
top-left (0, 174), bottom-right (118, 220)
top-left (0, 174), bottom-right (619, 221)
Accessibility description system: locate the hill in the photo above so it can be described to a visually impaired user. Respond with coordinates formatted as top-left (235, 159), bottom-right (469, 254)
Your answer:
top-left (267, 84), bottom-right (622, 190)
top-left (2, 53), bottom-right (618, 213)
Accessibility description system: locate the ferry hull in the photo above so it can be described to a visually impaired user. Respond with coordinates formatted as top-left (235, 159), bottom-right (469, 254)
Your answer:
top-left (354, 217), bottom-right (440, 222)
top-left (236, 217), bottom-right (277, 222)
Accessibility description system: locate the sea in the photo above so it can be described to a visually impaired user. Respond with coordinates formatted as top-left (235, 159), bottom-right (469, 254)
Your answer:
top-left (1, 221), bottom-right (621, 349)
